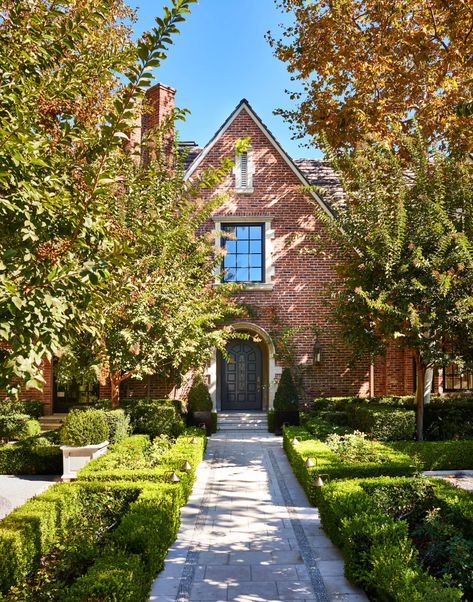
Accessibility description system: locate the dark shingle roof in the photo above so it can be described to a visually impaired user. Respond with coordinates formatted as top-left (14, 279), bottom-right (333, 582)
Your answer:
top-left (294, 159), bottom-right (345, 211)
top-left (178, 142), bottom-right (202, 172)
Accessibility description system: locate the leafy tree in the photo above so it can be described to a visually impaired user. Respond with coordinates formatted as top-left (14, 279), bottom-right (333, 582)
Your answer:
top-left (59, 132), bottom-right (242, 407)
top-left (313, 135), bottom-right (473, 440)
top-left (0, 0), bottom-right (196, 392)
top-left (269, 0), bottom-right (473, 153)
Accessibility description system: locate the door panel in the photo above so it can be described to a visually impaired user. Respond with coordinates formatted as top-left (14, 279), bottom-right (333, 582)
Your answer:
top-left (221, 340), bottom-right (262, 410)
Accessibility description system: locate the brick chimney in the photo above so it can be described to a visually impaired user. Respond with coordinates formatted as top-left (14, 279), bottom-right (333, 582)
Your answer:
top-left (127, 83), bottom-right (176, 164)
top-left (143, 83), bottom-right (176, 163)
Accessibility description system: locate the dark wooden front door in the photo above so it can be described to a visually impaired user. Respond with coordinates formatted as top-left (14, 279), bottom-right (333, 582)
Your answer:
top-left (221, 340), bottom-right (262, 410)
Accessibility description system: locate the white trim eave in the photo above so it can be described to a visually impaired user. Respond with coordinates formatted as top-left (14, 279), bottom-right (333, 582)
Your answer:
top-left (184, 100), bottom-right (334, 219)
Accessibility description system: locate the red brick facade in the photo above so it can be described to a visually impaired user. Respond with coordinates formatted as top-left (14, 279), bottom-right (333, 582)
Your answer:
top-left (185, 102), bottom-right (412, 408)
top-left (2, 85), bottom-right (448, 413)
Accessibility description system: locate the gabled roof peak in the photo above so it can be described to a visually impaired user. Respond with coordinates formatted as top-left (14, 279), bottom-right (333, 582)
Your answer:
top-left (184, 98), bottom-right (334, 217)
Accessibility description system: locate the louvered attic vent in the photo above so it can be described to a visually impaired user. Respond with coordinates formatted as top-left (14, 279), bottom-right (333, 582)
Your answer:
top-left (235, 150), bottom-right (253, 192)
top-left (240, 152), bottom-right (248, 188)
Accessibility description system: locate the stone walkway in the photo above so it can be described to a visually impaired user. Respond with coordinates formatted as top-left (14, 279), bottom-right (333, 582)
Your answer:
top-left (149, 431), bottom-right (367, 602)
top-left (0, 475), bottom-right (58, 520)
top-left (423, 470), bottom-right (473, 492)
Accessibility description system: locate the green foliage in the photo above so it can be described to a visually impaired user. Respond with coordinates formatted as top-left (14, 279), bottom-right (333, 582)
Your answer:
top-left (103, 409), bottom-right (131, 444)
top-left (188, 378), bottom-right (213, 412)
top-left (317, 477), bottom-right (464, 601)
top-left (0, 414), bottom-right (34, 442)
top-left (63, 551), bottom-right (149, 602)
top-left (127, 400), bottom-right (183, 438)
top-left (285, 428), bottom-right (473, 502)
top-left (325, 431), bottom-right (384, 463)
top-left (346, 405), bottom-right (415, 441)
top-left (267, 409), bottom-right (275, 433)
top-left (309, 396), bottom-right (473, 441)
top-left (283, 427), bottom-right (416, 505)
top-left (0, 435), bottom-right (62, 475)
top-left (0, 429), bottom-right (206, 598)
top-left (60, 409), bottom-right (109, 446)
top-left (311, 136), bottom-right (473, 439)
top-left (274, 368), bottom-right (299, 411)
top-left (211, 411), bottom-right (218, 434)
top-left (302, 413), bottom-right (352, 440)
top-left (0, 0), bottom-right (198, 392)
top-left (388, 440), bottom-right (473, 470)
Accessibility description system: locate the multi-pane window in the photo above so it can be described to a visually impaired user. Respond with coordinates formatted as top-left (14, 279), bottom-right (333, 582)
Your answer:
top-left (221, 224), bottom-right (264, 283)
top-left (444, 364), bottom-right (473, 391)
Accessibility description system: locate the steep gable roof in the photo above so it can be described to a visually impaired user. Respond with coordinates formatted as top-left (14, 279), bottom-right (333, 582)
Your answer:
top-left (184, 99), bottom-right (335, 218)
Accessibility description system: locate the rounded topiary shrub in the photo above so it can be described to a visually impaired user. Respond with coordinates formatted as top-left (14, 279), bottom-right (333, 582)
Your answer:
top-left (60, 409), bottom-right (109, 446)
top-left (274, 368), bottom-right (299, 411)
top-left (188, 378), bottom-right (212, 412)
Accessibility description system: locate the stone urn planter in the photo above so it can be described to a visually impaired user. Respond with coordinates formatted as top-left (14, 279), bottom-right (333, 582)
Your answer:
top-left (59, 408), bottom-right (110, 481)
top-left (61, 441), bottom-right (109, 481)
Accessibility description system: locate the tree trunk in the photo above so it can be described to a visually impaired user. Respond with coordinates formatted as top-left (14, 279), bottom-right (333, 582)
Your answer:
top-left (414, 352), bottom-right (426, 441)
top-left (110, 373), bottom-right (120, 408)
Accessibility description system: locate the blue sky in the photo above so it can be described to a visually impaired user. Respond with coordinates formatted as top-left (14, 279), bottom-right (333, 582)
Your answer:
top-left (131, 0), bottom-right (322, 159)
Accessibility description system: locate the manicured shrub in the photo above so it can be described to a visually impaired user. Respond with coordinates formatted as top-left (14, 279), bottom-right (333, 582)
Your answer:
top-left (188, 378), bottom-right (212, 411)
top-left (21, 399), bottom-right (44, 419)
top-left (103, 409), bottom-right (131, 443)
top-left (211, 411), bottom-right (218, 433)
top-left (0, 443), bottom-right (62, 475)
top-left (0, 430), bottom-right (207, 598)
top-left (63, 551), bottom-right (149, 602)
top-left (0, 413), bottom-right (34, 442)
top-left (60, 409), bottom-right (110, 446)
top-left (317, 477), bottom-right (464, 601)
top-left (346, 404), bottom-right (415, 440)
top-left (267, 409), bottom-right (275, 433)
top-left (283, 427), bottom-right (416, 504)
top-left (302, 414), bottom-right (352, 440)
top-left (128, 400), bottom-right (183, 438)
top-left (111, 484), bottom-right (181, 579)
top-left (274, 368), bottom-right (298, 411)
top-left (388, 440), bottom-right (473, 470)
top-left (424, 401), bottom-right (473, 440)
top-left (310, 395), bottom-right (473, 440)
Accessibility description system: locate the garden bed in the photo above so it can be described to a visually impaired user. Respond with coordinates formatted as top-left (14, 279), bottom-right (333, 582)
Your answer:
top-left (317, 476), bottom-right (471, 601)
top-left (0, 428), bottom-right (206, 601)
top-left (283, 427), bottom-right (473, 601)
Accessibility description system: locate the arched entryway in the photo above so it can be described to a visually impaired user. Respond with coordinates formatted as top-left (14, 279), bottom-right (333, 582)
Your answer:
top-left (206, 322), bottom-right (281, 412)
top-left (220, 339), bottom-right (263, 410)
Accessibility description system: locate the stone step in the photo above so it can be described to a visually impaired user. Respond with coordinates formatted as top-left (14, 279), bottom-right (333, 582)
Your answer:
top-left (38, 415), bottom-right (65, 432)
top-left (218, 412), bottom-right (268, 431)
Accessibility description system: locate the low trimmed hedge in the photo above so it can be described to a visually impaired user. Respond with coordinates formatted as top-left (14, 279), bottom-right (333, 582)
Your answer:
top-left (78, 431), bottom-right (205, 498)
top-left (317, 476), bottom-right (464, 601)
top-left (388, 439), bottom-right (473, 470)
top-left (284, 427), bottom-right (473, 504)
top-left (283, 427), bottom-right (417, 504)
top-left (309, 395), bottom-right (473, 441)
top-left (0, 443), bottom-right (62, 475)
top-left (0, 429), bottom-right (206, 599)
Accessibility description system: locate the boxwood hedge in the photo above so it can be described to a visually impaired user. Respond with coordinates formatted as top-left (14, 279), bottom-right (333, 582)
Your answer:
top-left (0, 428), bottom-right (206, 600)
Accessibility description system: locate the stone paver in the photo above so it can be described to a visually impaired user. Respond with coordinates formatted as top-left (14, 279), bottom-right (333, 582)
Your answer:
top-left (423, 470), bottom-right (473, 492)
top-left (149, 431), bottom-right (368, 602)
top-left (0, 475), bottom-right (58, 520)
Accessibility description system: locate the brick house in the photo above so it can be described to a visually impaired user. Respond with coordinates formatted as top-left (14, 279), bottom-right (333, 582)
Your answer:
top-left (7, 83), bottom-right (466, 415)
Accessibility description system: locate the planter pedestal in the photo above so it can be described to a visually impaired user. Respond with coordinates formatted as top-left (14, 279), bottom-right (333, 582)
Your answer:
top-left (61, 441), bottom-right (109, 481)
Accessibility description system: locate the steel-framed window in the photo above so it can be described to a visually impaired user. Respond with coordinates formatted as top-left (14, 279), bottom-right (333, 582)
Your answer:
top-left (221, 223), bottom-right (265, 283)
